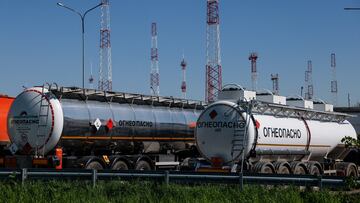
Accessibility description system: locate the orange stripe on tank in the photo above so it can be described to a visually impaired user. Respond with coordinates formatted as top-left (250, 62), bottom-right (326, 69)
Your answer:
top-left (61, 135), bottom-right (195, 141)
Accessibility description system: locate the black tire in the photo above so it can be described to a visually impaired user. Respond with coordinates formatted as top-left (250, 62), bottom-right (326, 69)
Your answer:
top-left (346, 165), bottom-right (358, 177)
top-left (85, 161), bottom-right (103, 170)
top-left (293, 165), bottom-right (307, 175)
top-left (112, 160), bottom-right (129, 170)
top-left (274, 162), bottom-right (290, 174)
top-left (261, 165), bottom-right (274, 174)
top-left (290, 162), bottom-right (308, 175)
top-left (277, 165), bottom-right (290, 174)
top-left (254, 162), bottom-right (275, 174)
top-left (135, 160), bottom-right (151, 171)
top-left (309, 165), bottom-right (321, 176)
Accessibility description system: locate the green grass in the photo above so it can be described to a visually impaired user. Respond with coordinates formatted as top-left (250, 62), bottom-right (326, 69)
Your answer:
top-left (0, 180), bottom-right (359, 203)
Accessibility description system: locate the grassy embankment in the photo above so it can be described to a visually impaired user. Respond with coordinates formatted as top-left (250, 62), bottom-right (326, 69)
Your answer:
top-left (0, 180), bottom-right (359, 203)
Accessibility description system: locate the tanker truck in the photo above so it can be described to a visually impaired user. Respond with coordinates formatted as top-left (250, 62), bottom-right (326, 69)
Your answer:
top-left (4, 84), bottom-right (205, 170)
top-left (195, 85), bottom-right (359, 176)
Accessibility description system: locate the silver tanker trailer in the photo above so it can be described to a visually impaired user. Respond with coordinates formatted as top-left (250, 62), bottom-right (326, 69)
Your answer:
top-left (6, 84), bottom-right (205, 170)
top-left (195, 85), bottom-right (359, 176)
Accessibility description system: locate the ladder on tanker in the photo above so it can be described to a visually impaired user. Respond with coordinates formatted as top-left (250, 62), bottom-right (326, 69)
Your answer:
top-left (230, 101), bottom-right (252, 173)
top-left (35, 84), bottom-right (52, 158)
top-left (231, 126), bottom-right (246, 157)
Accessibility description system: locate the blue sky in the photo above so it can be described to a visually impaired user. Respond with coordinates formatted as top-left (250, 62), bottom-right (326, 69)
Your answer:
top-left (1, 0), bottom-right (360, 106)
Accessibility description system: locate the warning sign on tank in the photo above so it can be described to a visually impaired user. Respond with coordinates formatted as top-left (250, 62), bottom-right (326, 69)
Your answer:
top-left (9, 112), bottom-right (40, 145)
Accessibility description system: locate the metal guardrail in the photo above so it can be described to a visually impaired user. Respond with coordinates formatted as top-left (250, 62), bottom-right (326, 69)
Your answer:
top-left (0, 168), bottom-right (358, 189)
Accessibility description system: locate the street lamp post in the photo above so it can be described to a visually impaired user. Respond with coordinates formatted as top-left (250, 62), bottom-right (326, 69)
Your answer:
top-left (57, 2), bottom-right (103, 89)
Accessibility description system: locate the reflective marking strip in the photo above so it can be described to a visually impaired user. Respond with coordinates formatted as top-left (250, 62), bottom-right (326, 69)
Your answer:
top-left (61, 136), bottom-right (195, 141)
top-left (257, 143), bottom-right (330, 148)
top-left (155, 162), bottom-right (180, 166)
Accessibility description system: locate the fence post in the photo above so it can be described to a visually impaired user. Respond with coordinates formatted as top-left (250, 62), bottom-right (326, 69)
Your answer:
top-left (164, 171), bottom-right (169, 185)
top-left (21, 168), bottom-right (27, 185)
top-left (239, 172), bottom-right (243, 191)
top-left (92, 169), bottom-right (97, 188)
top-left (317, 175), bottom-right (322, 190)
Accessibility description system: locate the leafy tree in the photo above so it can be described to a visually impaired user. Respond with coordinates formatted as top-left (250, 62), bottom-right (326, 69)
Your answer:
top-left (341, 136), bottom-right (360, 148)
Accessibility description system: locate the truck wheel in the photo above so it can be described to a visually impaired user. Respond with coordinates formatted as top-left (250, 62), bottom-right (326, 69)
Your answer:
top-left (253, 162), bottom-right (275, 174)
top-left (309, 165), bottom-right (320, 175)
top-left (335, 162), bottom-right (358, 177)
top-left (135, 160), bottom-right (151, 171)
top-left (274, 162), bottom-right (290, 174)
top-left (346, 164), bottom-right (358, 177)
top-left (293, 165), bottom-right (307, 175)
top-left (261, 164), bottom-right (274, 174)
top-left (86, 161), bottom-right (103, 170)
top-left (308, 162), bottom-right (322, 176)
top-left (112, 160), bottom-right (129, 170)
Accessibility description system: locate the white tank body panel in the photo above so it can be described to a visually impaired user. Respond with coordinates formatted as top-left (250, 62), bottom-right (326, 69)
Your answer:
top-left (306, 119), bottom-right (357, 160)
top-left (7, 88), bottom-right (64, 155)
top-left (254, 114), bottom-right (308, 153)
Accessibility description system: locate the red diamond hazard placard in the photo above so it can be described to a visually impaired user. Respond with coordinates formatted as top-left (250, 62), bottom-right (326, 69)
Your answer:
top-left (107, 119), bottom-right (114, 130)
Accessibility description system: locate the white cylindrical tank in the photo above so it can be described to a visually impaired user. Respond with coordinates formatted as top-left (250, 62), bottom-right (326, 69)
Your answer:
top-left (7, 87), bottom-right (64, 155)
top-left (195, 100), bottom-right (357, 164)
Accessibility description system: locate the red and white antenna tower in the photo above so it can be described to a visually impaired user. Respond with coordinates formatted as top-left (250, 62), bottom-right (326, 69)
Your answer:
top-left (98, 0), bottom-right (112, 91)
top-left (205, 0), bottom-right (222, 103)
top-left (181, 55), bottom-right (187, 99)
top-left (249, 52), bottom-right (258, 91)
top-left (271, 73), bottom-right (279, 95)
top-left (150, 22), bottom-right (160, 96)
top-left (305, 60), bottom-right (314, 100)
top-left (331, 53), bottom-right (338, 106)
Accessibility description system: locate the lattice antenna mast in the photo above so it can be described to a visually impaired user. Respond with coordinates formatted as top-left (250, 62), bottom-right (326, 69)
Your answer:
top-left (89, 61), bottom-right (94, 89)
top-left (304, 60), bottom-right (314, 100)
top-left (205, 0), bottom-right (222, 103)
top-left (150, 22), bottom-right (160, 96)
top-left (331, 53), bottom-right (338, 106)
top-left (249, 52), bottom-right (258, 91)
top-left (181, 55), bottom-right (187, 99)
top-left (98, 0), bottom-right (112, 91)
top-left (271, 74), bottom-right (279, 95)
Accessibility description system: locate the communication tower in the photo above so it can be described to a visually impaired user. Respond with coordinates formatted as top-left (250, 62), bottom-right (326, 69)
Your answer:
top-left (205, 0), bottom-right (222, 103)
top-left (249, 52), bottom-right (258, 91)
top-left (331, 53), bottom-right (338, 106)
top-left (150, 23), bottom-right (160, 96)
top-left (304, 60), bottom-right (314, 100)
top-left (181, 56), bottom-right (187, 99)
top-left (98, 0), bottom-right (112, 91)
top-left (271, 74), bottom-right (279, 95)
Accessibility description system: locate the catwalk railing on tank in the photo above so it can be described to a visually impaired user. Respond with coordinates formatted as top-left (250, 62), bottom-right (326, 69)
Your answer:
top-left (42, 85), bottom-right (207, 110)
